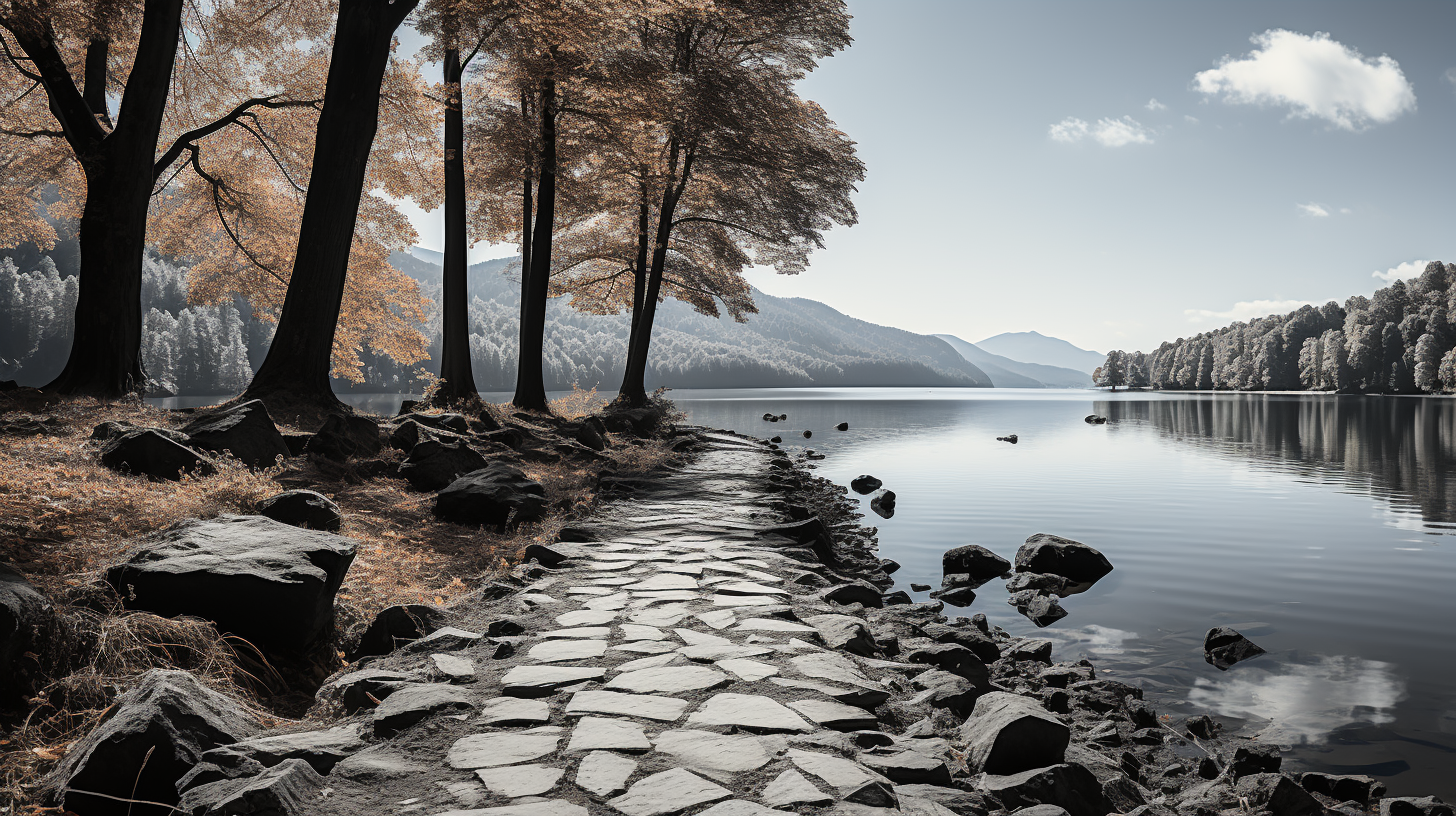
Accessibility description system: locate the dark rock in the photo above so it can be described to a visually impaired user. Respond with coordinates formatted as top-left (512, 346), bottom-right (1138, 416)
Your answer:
top-left (837, 422), bottom-right (849, 431)
top-left (1039, 663), bottom-right (1093, 689)
top-left (821, 581), bottom-right (884, 609)
top-left (942, 544), bottom-right (1011, 588)
top-left (979, 763), bottom-right (1104, 816)
top-left (1380, 797), bottom-right (1455, 816)
top-left (903, 641), bottom-right (989, 688)
top-left (322, 669), bottom-right (416, 712)
top-left (883, 591), bottom-right (912, 605)
top-left (304, 413), bottom-right (382, 461)
top-left (475, 410), bottom-right (502, 431)
top-left (1204, 626), bottom-right (1266, 670)
top-left (389, 418), bottom-right (461, 451)
top-left (802, 430), bottom-right (812, 439)
top-left (180, 400), bottom-right (289, 469)
top-left (372, 682), bottom-right (476, 737)
top-left (858, 750), bottom-right (952, 785)
top-left (176, 757), bottom-right (326, 816)
top-left (879, 558), bottom-right (901, 574)
top-left (931, 585), bottom-right (977, 607)
top-left (522, 542), bottom-right (585, 567)
top-left (104, 515), bottom-right (355, 654)
top-left (1184, 714), bottom-right (1220, 739)
top-left (792, 571), bottom-right (831, 588)
top-left (1016, 594), bottom-right (1068, 628)
top-left (1006, 639), bottom-right (1053, 664)
top-left (217, 724), bottom-right (366, 775)
top-left (1084, 415), bottom-right (1108, 424)
top-left (895, 784), bottom-right (996, 814)
top-left (843, 781), bottom-right (898, 808)
top-left (91, 420), bottom-right (140, 442)
top-left (0, 563), bottom-right (54, 705)
top-left (770, 436), bottom-right (782, 444)
top-left (48, 669), bottom-right (259, 816)
top-left (1229, 742), bottom-right (1280, 778)
top-left (397, 439), bottom-right (488, 491)
top-left (433, 464), bottom-right (548, 527)
top-left (1102, 775), bottom-right (1147, 813)
top-left (1301, 773), bottom-right (1385, 807)
top-left (1014, 533), bottom-right (1113, 584)
top-left (997, 434), bottom-right (1019, 443)
top-left (960, 692), bottom-right (1070, 775)
top-left (281, 432), bottom-right (311, 456)
top-left (100, 429), bottom-right (215, 480)
top-left (1005, 572), bottom-right (1070, 595)
top-left (1068, 680), bottom-right (1142, 714)
top-left (851, 475), bottom-right (883, 494)
top-left (1129, 728), bottom-right (1163, 745)
top-left (910, 583), bottom-right (931, 592)
top-left (257, 490), bottom-right (342, 532)
top-left (920, 622), bottom-right (1001, 665)
top-left (349, 604), bottom-right (447, 660)
top-left (574, 422), bottom-right (608, 451)
top-left (870, 489), bottom-right (896, 519)
top-left (1233, 773), bottom-right (1322, 816)
top-left (601, 405), bottom-right (665, 436)
top-left (413, 412), bottom-right (470, 435)
top-left (909, 668), bottom-right (981, 717)
top-left (805, 613), bottom-right (878, 655)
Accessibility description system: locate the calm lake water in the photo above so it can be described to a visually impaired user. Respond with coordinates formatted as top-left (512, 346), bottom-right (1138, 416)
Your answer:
top-left (157, 387), bottom-right (1456, 797)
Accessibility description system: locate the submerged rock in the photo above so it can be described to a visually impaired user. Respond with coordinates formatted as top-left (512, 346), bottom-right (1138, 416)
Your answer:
top-left (850, 475), bottom-right (882, 494)
top-left (941, 544), bottom-right (1010, 588)
top-left (997, 434), bottom-right (1019, 444)
top-left (1014, 533), bottom-right (1114, 585)
top-left (1204, 626), bottom-right (1266, 670)
top-left (869, 489), bottom-right (896, 519)
top-left (1084, 415), bottom-right (1108, 424)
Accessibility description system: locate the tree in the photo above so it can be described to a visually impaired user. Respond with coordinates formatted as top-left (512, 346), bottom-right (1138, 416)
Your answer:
top-left (242, 0), bottom-right (426, 410)
top-left (1094, 350), bottom-right (1126, 390)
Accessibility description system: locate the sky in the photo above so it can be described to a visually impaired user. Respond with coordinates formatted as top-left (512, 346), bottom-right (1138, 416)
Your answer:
top-left (400, 0), bottom-right (1456, 355)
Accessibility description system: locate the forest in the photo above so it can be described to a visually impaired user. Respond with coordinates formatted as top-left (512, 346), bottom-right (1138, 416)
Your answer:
top-left (1094, 261), bottom-right (1456, 394)
top-left (0, 0), bottom-right (862, 412)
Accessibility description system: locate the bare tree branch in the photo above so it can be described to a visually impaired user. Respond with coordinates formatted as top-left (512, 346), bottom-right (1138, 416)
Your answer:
top-left (154, 95), bottom-right (320, 181)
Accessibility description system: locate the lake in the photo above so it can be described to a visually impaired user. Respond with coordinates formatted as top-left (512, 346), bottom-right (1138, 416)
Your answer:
top-left (156, 387), bottom-right (1456, 797)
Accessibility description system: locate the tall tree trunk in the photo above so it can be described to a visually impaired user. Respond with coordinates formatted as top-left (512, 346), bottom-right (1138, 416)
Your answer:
top-left (244, 0), bottom-right (419, 409)
top-left (624, 173), bottom-right (650, 373)
top-left (619, 140), bottom-right (691, 407)
top-left (37, 1), bottom-right (183, 397)
top-left (435, 48), bottom-right (478, 403)
top-left (512, 69), bottom-right (556, 412)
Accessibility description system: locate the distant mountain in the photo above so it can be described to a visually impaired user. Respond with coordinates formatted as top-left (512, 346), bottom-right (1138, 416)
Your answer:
top-left (380, 250), bottom-right (993, 391)
top-left (934, 335), bottom-right (1092, 388)
top-left (975, 330), bottom-right (1104, 375)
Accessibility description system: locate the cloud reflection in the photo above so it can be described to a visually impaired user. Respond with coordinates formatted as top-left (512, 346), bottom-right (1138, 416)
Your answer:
top-left (1188, 655), bottom-right (1406, 744)
top-left (1039, 624), bottom-right (1140, 655)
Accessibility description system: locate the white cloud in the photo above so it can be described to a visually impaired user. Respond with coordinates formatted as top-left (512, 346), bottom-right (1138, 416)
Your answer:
top-left (1372, 260), bottom-right (1432, 282)
top-left (1049, 115), bottom-right (1154, 147)
top-left (1145, 98), bottom-right (1167, 111)
top-left (1049, 117), bottom-right (1090, 143)
top-left (1446, 67), bottom-right (1456, 94)
top-left (1339, 207), bottom-right (1352, 215)
top-left (1184, 115), bottom-right (1200, 124)
top-left (1185, 299), bottom-right (1320, 323)
top-left (1188, 655), bottom-right (1404, 744)
top-left (1194, 30), bottom-right (1417, 131)
top-left (1296, 202), bottom-right (1330, 217)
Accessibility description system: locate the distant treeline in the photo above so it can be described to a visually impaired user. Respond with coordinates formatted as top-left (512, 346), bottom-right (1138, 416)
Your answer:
top-left (1095, 261), bottom-right (1456, 393)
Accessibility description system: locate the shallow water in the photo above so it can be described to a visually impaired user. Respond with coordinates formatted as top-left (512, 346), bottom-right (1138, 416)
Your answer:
top-left (669, 388), bottom-right (1456, 799)
top-left (153, 387), bottom-right (1456, 796)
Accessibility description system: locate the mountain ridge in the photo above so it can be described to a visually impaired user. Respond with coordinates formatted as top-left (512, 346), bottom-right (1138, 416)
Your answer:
top-left (933, 334), bottom-right (1092, 388)
top-left (976, 330), bottom-right (1105, 375)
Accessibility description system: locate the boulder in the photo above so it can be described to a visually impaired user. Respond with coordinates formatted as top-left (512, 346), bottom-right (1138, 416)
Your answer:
top-left (48, 670), bottom-right (259, 816)
top-left (930, 586), bottom-right (976, 607)
top-left (0, 563), bottom-right (54, 705)
top-left (413, 412), bottom-right (471, 434)
top-left (320, 669), bottom-right (417, 713)
top-left (1229, 742), bottom-right (1280, 778)
top-left (214, 724), bottom-right (366, 775)
top-left (1233, 773), bottom-right (1321, 816)
top-left (257, 490), bottom-right (342, 532)
top-left (349, 604), bottom-right (448, 660)
top-left (1300, 773), bottom-right (1385, 807)
top-left (857, 751), bottom-right (952, 786)
top-left (997, 434), bottom-right (1019, 444)
top-left (941, 544), bottom-right (1010, 588)
top-left (902, 641), bottom-right (989, 688)
top-left (180, 400), bottom-right (289, 469)
top-left (908, 668), bottom-right (980, 718)
top-left (804, 614), bottom-right (877, 655)
top-left (372, 682), bottom-right (476, 737)
top-left (1380, 797), bottom-right (1455, 816)
top-left (870, 490), bottom-right (896, 519)
top-left (1204, 627), bottom-right (1266, 670)
top-left (100, 430), bottom-right (215, 480)
top-left (978, 764), bottom-right (1104, 816)
top-left (851, 475), bottom-right (883, 495)
top-left (1084, 415), bottom-right (1108, 424)
top-left (1014, 534), bottom-right (1113, 585)
top-left (821, 581), bottom-right (884, 609)
top-left (388, 418), bottom-right (462, 452)
top-left (1005, 572), bottom-right (1070, 595)
top-left (1015, 594), bottom-right (1068, 628)
top-left (304, 414), bottom-right (382, 461)
top-left (433, 464), bottom-right (548, 527)
top-left (959, 692), bottom-right (1070, 775)
top-left (176, 758), bottom-right (326, 816)
top-left (105, 516), bottom-right (355, 654)
top-left (1184, 714), bottom-right (1220, 739)
top-left (919, 622), bottom-right (1000, 665)
top-left (397, 439), bottom-right (489, 491)
top-left (575, 422), bottom-right (608, 451)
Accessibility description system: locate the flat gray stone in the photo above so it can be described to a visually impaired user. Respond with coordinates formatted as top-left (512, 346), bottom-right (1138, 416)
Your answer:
top-left (611, 642), bottom-right (679, 655)
top-left (686, 693), bottom-right (813, 733)
top-left (732, 618), bottom-right (814, 633)
top-left (575, 751), bottom-right (637, 797)
top-left (788, 748), bottom-right (891, 791)
top-left (712, 595), bottom-right (782, 607)
top-left (448, 730), bottom-right (562, 769)
top-left (652, 729), bottom-right (777, 772)
top-left (679, 644), bottom-right (774, 661)
top-left (540, 627), bottom-right (612, 639)
top-left (474, 763), bottom-right (565, 798)
top-left (565, 690), bottom-right (689, 722)
top-left (529, 639), bottom-right (609, 663)
top-left (629, 608), bottom-right (690, 626)
top-left (790, 653), bottom-right (879, 689)
top-left (432, 653), bottom-right (476, 682)
top-left (372, 683), bottom-right (476, 736)
top-left (619, 624), bottom-right (666, 641)
top-left (675, 629), bottom-right (730, 646)
top-left (585, 593), bottom-right (631, 610)
top-left (566, 716), bottom-right (651, 752)
top-left (694, 610), bottom-right (736, 630)
top-left (616, 653), bottom-right (684, 673)
top-left (788, 700), bottom-right (879, 731)
top-left (714, 581), bottom-right (788, 596)
top-left (625, 574), bottom-right (699, 591)
top-left (556, 609), bottom-right (618, 626)
top-left (769, 677), bottom-right (891, 709)
top-left (697, 802), bottom-right (782, 816)
top-left (607, 666), bottom-right (731, 695)
top-left (478, 697), bottom-right (551, 726)
top-left (760, 768), bottom-right (834, 808)
top-left (804, 614), bottom-right (876, 655)
top-left (608, 768), bottom-right (731, 816)
top-left (502, 666), bottom-right (606, 697)
top-left (433, 801), bottom-right (586, 816)
top-left (716, 658), bottom-right (779, 681)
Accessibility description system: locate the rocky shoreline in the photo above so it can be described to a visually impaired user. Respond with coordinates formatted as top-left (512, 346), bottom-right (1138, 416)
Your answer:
top-left (9, 410), bottom-right (1453, 816)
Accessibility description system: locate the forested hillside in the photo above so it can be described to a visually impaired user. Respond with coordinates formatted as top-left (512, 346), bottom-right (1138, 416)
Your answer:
top-left (2, 249), bottom-right (992, 394)
top-left (1095, 261), bottom-right (1456, 393)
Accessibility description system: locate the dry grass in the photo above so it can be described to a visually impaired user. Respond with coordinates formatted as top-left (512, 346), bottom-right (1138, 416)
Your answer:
top-left (549, 385), bottom-right (609, 419)
top-left (0, 394), bottom-right (683, 808)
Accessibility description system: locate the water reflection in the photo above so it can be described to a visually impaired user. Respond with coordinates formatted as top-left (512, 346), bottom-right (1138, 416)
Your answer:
top-left (1037, 624), bottom-right (1140, 656)
top-left (1187, 655), bottom-right (1407, 745)
top-left (1101, 395), bottom-right (1456, 529)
